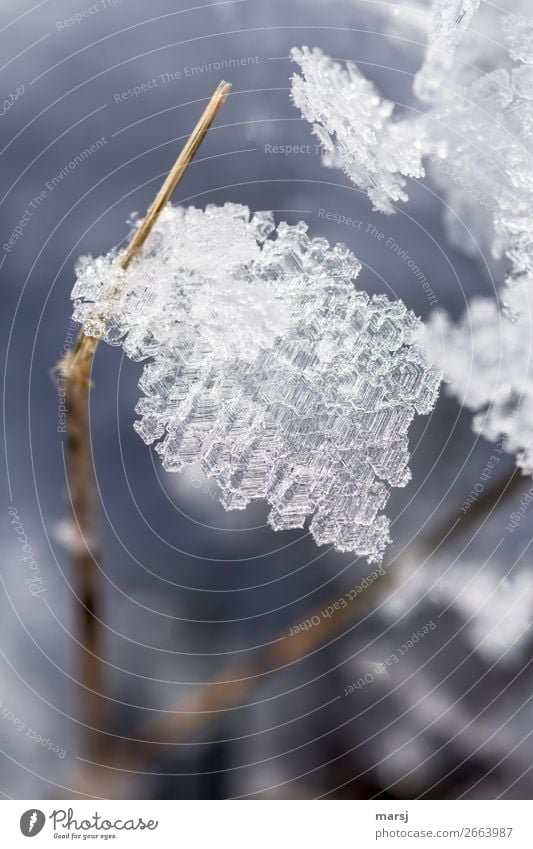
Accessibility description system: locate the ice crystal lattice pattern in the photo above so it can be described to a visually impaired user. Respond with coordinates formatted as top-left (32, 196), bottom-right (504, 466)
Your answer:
top-left (72, 203), bottom-right (440, 563)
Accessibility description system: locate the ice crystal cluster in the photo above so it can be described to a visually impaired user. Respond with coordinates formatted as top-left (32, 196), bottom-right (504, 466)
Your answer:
top-left (413, 0), bottom-right (481, 102)
top-left (72, 203), bottom-right (439, 563)
top-left (291, 47), bottom-right (426, 214)
top-left (420, 280), bottom-right (533, 475)
top-left (292, 2), bottom-right (533, 263)
top-left (425, 57), bottom-right (533, 273)
top-left (420, 2), bottom-right (533, 472)
top-left (292, 1), bottom-right (533, 474)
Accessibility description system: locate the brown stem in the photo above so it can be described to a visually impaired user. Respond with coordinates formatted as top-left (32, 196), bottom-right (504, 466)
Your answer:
top-left (119, 80), bottom-right (231, 271)
top-left (63, 369), bottom-right (104, 757)
top-left (56, 81), bottom-right (231, 758)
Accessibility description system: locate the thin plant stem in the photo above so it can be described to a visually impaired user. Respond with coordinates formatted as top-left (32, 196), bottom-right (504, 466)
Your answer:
top-left (56, 81), bottom-right (231, 758)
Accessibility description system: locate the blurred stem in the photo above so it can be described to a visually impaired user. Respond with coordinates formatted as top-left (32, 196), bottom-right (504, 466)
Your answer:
top-left (420, 467), bottom-right (525, 553)
top-left (73, 568), bottom-right (390, 789)
top-left (72, 468), bottom-right (530, 785)
top-left (56, 82), bottom-right (231, 759)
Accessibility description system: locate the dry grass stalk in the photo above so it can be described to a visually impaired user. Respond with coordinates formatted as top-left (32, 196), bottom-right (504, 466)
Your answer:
top-left (56, 81), bottom-right (231, 755)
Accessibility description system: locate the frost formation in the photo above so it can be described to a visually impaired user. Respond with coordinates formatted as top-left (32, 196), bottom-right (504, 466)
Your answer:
top-left (413, 0), bottom-right (482, 102)
top-left (421, 280), bottom-right (533, 476)
top-left (292, 1), bottom-right (533, 474)
top-left (290, 47), bottom-right (426, 214)
top-left (72, 203), bottom-right (440, 563)
top-left (291, 3), bottom-right (533, 269)
top-left (419, 3), bottom-right (533, 472)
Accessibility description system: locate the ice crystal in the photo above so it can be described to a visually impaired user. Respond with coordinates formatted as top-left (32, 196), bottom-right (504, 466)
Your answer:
top-left (414, 0), bottom-right (481, 102)
top-left (408, 4), bottom-right (533, 474)
top-left (425, 67), bottom-right (533, 277)
top-left (290, 36), bottom-right (533, 263)
top-left (414, 3), bottom-right (533, 278)
top-left (72, 203), bottom-right (440, 563)
top-left (419, 279), bottom-right (533, 475)
top-left (291, 6), bottom-right (533, 275)
top-left (290, 47), bottom-right (426, 214)
top-left (291, 4), bottom-right (533, 474)
top-left (504, 9), bottom-right (533, 66)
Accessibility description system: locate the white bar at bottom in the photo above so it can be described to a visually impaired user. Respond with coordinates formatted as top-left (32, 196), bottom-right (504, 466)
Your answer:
top-left (1, 799), bottom-right (530, 847)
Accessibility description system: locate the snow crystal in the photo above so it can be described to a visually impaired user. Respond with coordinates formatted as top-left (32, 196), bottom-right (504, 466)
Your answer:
top-left (290, 47), bottom-right (426, 215)
top-left (420, 279), bottom-right (533, 475)
top-left (425, 67), bottom-right (533, 279)
top-left (291, 7), bottom-right (533, 277)
top-left (414, 0), bottom-right (481, 102)
top-left (414, 4), bottom-right (533, 278)
top-left (504, 10), bottom-right (533, 66)
top-left (289, 4), bottom-right (533, 477)
top-left (408, 4), bottom-right (533, 474)
top-left (290, 41), bottom-right (533, 269)
top-left (72, 202), bottom-right (440, 563)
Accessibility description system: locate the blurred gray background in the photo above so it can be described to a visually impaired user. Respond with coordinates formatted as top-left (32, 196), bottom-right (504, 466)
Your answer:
top-left (1, 0), bottom-right (532, 800)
